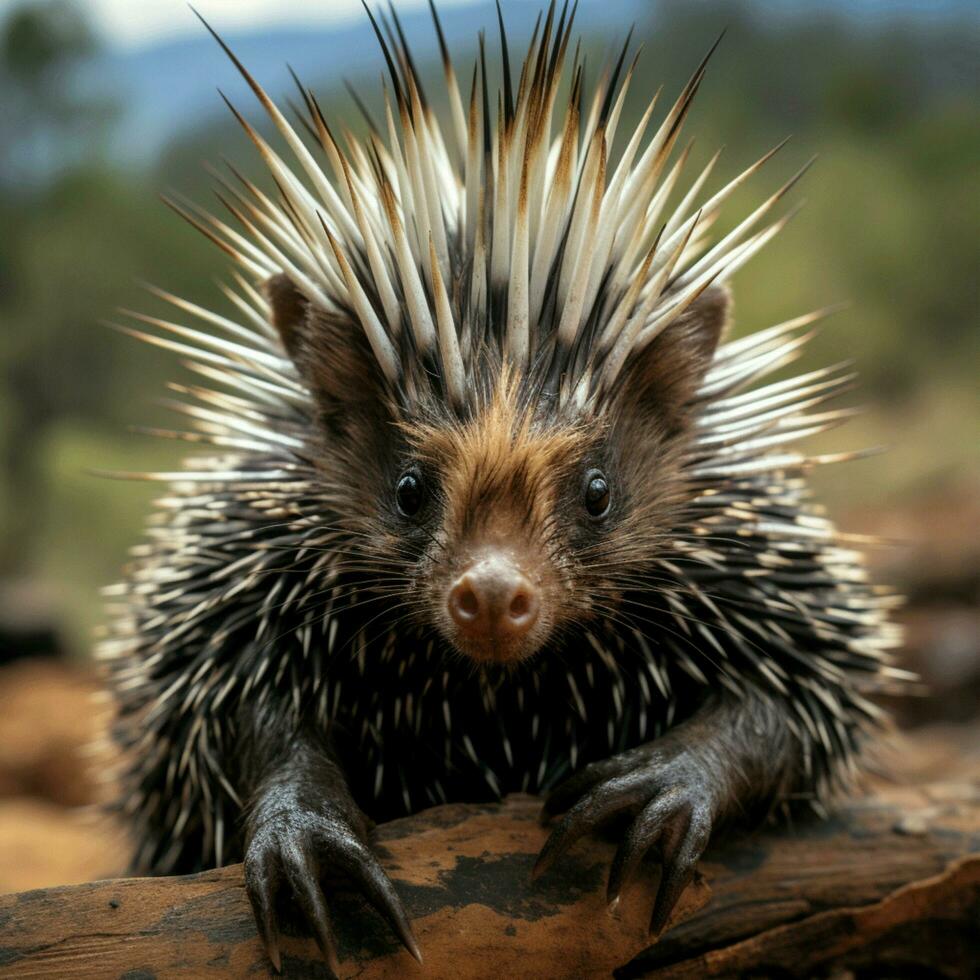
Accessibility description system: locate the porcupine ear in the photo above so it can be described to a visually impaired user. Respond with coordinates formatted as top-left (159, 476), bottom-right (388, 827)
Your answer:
top-left (617, 284), bottom-right (730, 435)
top-left (263, 272), bottom-right (390, 437)
top-left (265, 272), bottom-right (308, 361)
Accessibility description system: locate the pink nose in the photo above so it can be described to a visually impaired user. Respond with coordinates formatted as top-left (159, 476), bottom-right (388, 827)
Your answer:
top-left (448, 553), bottom-right (540, 640)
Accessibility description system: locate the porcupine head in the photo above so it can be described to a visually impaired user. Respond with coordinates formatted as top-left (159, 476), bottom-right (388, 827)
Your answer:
top-left (265, 268), bottom-right (728, 670)
top-left (254, 13), bottom-right (743, 672)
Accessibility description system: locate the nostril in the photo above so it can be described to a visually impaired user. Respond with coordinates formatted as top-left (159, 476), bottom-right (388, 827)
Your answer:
top-left (449, 579), bottom-right (481, 626)
top-left (505, 586), bottom-right (539, 634)
top-left (509, 591), bottom-right (529, 619)
top-left (457, 586), bottom-right (479, 618)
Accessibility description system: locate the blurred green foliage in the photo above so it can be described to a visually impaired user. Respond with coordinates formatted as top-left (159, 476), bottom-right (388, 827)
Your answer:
top-left (0, 0), bottom-right (977, 652)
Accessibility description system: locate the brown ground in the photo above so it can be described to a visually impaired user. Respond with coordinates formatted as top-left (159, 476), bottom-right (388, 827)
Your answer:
top-left (0, 660), bottom-right (126, 891)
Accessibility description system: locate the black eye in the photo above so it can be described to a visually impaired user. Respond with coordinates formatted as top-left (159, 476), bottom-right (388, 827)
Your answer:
top-left (395, 469), bottom-right (424, 517)
top-left (584, 470), bottom-right (610, 518)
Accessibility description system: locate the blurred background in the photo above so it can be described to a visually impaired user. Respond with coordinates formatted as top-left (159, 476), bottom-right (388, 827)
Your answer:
top-left (0, 0), bottom-right (976, 893)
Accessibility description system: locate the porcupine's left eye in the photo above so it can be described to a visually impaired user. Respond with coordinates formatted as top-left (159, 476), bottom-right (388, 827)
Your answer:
top-left (584, 469), bottom-right (611, 518)
top-left (395, 468), bottom-right (425, 517)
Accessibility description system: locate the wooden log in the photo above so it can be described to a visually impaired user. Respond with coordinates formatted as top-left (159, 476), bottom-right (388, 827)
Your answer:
top-left (0, 780), bottom-right (976, 979)
top-left (636, 857), bottom-right (979, 980)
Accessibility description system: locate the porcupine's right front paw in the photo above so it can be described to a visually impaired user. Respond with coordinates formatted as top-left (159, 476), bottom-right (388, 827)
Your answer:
top-left (244, 803), bottom-right (421, 975)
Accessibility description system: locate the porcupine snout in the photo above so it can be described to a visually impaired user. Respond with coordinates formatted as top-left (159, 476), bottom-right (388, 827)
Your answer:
top-left (447, 551), bottom-right (540, 651)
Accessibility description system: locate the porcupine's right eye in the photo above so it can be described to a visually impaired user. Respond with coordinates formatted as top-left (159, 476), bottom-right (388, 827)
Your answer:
top-left (395, 468), bottom-right (425, 517)
top-left (584, 469), bottom-right (611, 519)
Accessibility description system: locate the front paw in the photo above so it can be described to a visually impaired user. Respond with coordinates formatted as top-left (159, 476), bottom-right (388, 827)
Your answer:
top-left (245, 805), bottom-right (421, 975)
top-left (532, 743), bottom-right (715, 937)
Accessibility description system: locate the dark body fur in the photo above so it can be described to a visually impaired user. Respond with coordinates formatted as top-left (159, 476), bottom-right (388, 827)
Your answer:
top-left (108, 419), bottom-right (884, 875)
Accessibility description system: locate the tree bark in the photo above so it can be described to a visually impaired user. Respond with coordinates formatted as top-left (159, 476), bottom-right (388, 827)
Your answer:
top-left (0, 780), bottom-right (976, 979)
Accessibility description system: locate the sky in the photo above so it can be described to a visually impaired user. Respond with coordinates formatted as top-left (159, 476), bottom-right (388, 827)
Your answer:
top-left (0, 0), bottom-right (974, 48)
top-left (1, 0), bottom-right (483, 47)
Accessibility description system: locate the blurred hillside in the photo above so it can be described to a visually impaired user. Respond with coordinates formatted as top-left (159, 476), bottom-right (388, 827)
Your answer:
top-left (0, 0), bottom-right (977, 665)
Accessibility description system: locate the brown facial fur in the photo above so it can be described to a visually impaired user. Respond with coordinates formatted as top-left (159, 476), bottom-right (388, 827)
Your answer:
top-left (406, 374), bottom-right (592, 663)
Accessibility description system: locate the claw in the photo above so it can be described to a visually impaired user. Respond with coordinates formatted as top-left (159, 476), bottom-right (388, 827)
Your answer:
top-left (245, 843), bottom-right (283, 973)
top-left (282, 842), bottom-right (342, 975)
top-left (259, 916), bottom-right (282, 975)
top-left (532, 806), bottom-right (591, 880)
top-left (534, 775), bottom-right (642, 881)
top-left (345, 839), bottom-right (423, 963)
top-left (648, 805), bottom-right (711, 938)
top-left (649, 860), bottom-right (697, 938)
top-left (606, 789), bottom-right (682, 906)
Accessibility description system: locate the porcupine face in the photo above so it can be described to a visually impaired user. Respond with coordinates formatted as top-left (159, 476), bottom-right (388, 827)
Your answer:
top-left (267, 273), bottom-right (730, 668)
top-left (401, 375), bottom-right (598, 665)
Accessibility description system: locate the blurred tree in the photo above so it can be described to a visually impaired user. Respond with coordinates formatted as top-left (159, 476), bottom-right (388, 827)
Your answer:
top-left (0, 1), bottom-right (115, 574)
top-left (0, 0), bottom-right (114, 190)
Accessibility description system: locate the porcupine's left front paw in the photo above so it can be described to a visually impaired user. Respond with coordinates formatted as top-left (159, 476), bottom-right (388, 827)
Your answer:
top-left (532, 740), bottom-right (717, 936)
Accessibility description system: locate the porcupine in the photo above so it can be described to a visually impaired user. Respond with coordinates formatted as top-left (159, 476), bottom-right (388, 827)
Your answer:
top-left (100, 1), bottom-right (907, 971)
